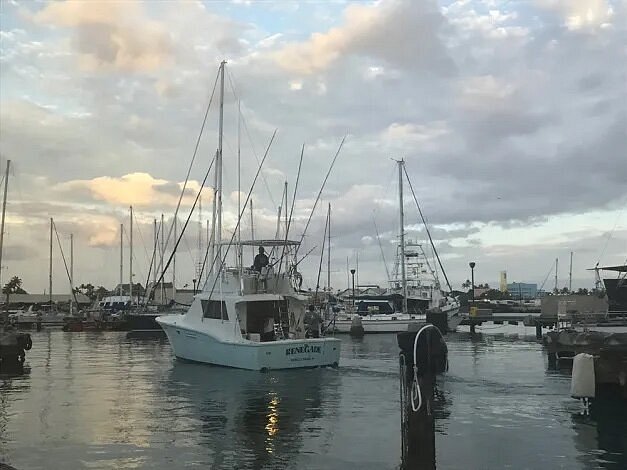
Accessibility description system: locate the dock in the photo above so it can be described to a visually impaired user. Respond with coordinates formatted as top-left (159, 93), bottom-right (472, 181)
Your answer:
top-left (461, 310), bottom-right (556, 338)
top-left (544, 329), bottom-right (627, 399)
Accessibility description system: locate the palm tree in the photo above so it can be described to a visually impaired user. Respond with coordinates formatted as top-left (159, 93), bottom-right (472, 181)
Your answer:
top-left (3, 276), bottom-right (26, 313)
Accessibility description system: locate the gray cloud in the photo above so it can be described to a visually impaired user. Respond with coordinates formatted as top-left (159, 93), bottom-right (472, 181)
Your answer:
top-left (0, 0), bottom-right (625, 292)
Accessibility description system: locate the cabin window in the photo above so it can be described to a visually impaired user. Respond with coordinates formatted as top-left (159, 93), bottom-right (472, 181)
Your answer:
top-left (201, 300), bottom-right (228, 320)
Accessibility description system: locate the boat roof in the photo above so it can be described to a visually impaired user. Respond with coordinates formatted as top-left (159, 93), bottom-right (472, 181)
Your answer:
top-left (221, 239), bottom-right (300, 247)
top-left (589, 265), bottom-right (627, 272)
top-left (234, 294), bottom-right (284, 303)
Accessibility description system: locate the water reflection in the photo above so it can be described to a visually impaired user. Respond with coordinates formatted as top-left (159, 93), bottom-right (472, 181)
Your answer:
top-left (166, 361), bottom-right (339, 468)
top-left (571, 398), bottom-right (627, 469)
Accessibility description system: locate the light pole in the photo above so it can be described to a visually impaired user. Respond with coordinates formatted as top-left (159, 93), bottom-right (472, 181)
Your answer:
top-left (469, 262), bottom-right (476, 303)
top-left (350, 269), bottom-right (356, 309)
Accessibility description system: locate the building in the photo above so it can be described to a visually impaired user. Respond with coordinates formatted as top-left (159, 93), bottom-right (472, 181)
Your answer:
top-left (507, 282), bottom-right (538, 300)
top-left (499, 271), bottom-right (507, 292)
top-left (473, 287), bottom-right (490, 298)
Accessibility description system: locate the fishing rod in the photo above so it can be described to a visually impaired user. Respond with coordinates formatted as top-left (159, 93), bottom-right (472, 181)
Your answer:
top-left (146, 151), bottom-right (217, 302)
top-left (295, 136), bottom-right (346, 257)
top-left (315, 208), bottom-right (330, 298)
top-left (277, 144), bottom-right (305, 276)
top-left (203, 130), bottom-right (277, 300)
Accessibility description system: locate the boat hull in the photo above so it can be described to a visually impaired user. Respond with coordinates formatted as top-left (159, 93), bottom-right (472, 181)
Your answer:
top-left (329, 317), bottom-right (424, 334)
top-left (330, 308), bottom-right (462, 334)
top-left (159, 322), bottom-right (341, 371)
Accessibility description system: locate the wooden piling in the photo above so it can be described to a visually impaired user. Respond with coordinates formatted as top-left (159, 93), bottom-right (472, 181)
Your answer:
top-left (398, 326), bottom-right (448, 470)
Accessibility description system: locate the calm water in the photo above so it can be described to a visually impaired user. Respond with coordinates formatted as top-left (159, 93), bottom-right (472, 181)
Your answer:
top-left (1, 327), bottom-right (625, 469)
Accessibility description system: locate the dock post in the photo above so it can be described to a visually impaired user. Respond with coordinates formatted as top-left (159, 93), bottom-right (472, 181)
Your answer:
top-left (535, 322), bottom-right (542, 340)
top-left (398, 325), bottom-right (448, 470)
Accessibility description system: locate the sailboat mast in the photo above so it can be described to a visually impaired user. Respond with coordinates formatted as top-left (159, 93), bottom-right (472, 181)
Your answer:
top-left (398, 160), bottom-right (408, 314)
top-left (555, 258), bottom-right (558, 292)
top-left (284, 181), bottom-right (289, 273)
top-left (327, 203), bottom-right (331, 312)
top-left (119, 224), bottom-right (123, 296)
top-left (49, 217), bottom-right (53, 306)
top-left (160, 214), bottom-right (165, 303)
top-left (152, 218), bottom-right (157, 287)
top-left (0, 159), bottom-right (10, 288)
top-left (237, 100), bottom-right (242, 271)
top-left (216, 60), bottom-right (225, 271)
top-left (250, 198), bottom-right (255, 260)
top-left (327, 203), bottom-right (332, 289)
top-left (129, 206), bottom-right (133, 302)
top-left (173, 215), bottom-right (177, 294)
top-left (569, 251), bottom-right (573, 292)
top-left (70, 233), bottom-right (74, 315)
top-left (197, 196), bottom-right (202, 279)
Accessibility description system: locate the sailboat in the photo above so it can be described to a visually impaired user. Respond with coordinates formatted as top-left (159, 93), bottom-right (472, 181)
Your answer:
top-left (330, 159), bottom-right (461, 333)
top-left (157, 62), bottom-right (341, 370)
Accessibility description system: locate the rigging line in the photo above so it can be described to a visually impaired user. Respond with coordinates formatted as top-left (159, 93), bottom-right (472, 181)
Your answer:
top-left (295, 136), bottom-right (346, 257)
top-left (537, 262), bottom-right (554, 297)
top-left (315, 208), bottom-right (330, 298)
top-left (226, 67), bottom-right (277, 207)
top-left (373, 212), bottom-right (391, 283)
top-left (149, 151), bottom-right (218, 301)
top-left (240, 115), bottom-right (277, 207)
top-left (202, 130), bottom-right (277, 299)
top-left (132, 211), bottom-right (151, 270)
top-left (294, 245), bottom-right (318, 268)
top-left (277, 144), bottom-right (305, 277)
top-left (161, 67), bottom-right (220, 258)
top-left (596, 206), bottom-right (625, 265)
top-left (180, 227), bottom-right (197, 265)
top-left (141, 219), bottom-right (162, 305)
top-left (51, 221), bottom-right (80, 307)
top-left (123, 229), bottom-right (146, 282)
top-left (402, 164), bottom-right (453, 294)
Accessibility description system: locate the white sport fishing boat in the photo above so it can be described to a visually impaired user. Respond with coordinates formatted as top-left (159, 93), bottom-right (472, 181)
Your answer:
top-left (158, 241), bottom-right (341, 371)
top-left (157, 62), bottom-right (340, 370)
top-left (329, 159), bottom-right (461, 334)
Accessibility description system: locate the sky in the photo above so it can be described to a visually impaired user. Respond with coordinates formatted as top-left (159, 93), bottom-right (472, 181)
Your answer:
top-left (0, 0), bottom-right (625, 295)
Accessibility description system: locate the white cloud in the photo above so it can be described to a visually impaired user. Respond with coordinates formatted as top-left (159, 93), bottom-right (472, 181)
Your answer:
top-left (273, 0), bottom-right (452, 74)
top-left (535, 0), bottom-right (615, 31)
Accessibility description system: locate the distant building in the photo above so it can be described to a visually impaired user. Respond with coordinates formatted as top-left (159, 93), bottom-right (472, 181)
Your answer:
top-left (473, 287), bottom-right (490, 298)
top-left (507, 282), bottom-right (537, 300)
top-left (499, 271), bottom-right (507, 292)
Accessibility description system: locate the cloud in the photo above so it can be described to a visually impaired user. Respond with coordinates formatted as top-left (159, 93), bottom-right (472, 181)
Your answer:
top-left (535, 0), bottom-right (614, 31)
top-left (34, 0), bottom-right (173, 72)
top-left (273, 0), bottom-right (453, 75)
top-left (54, 173), bottom-right (202, 209)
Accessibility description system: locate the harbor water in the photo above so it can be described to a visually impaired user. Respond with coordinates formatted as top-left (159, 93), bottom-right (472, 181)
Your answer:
top-left (1, 328), bottom-right (625, 469)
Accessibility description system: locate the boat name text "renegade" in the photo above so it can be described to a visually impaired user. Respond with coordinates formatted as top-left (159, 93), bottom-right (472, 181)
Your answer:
top-left (285, 345), bottom-right (321, 356)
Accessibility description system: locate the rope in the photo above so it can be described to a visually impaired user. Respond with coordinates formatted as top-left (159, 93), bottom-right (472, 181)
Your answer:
top-left (410, 324), bottom-right (444, 412)
top-left (402, 164), bottom-right (453, 293)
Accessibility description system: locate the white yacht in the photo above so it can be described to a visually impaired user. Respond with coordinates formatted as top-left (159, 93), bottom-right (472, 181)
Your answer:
top-left (157, 241), bottom-right (341, 370)
top-left (329, 160), bottom-right (461, 334)
top-left (156, 61), bottom-right (340, 370)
